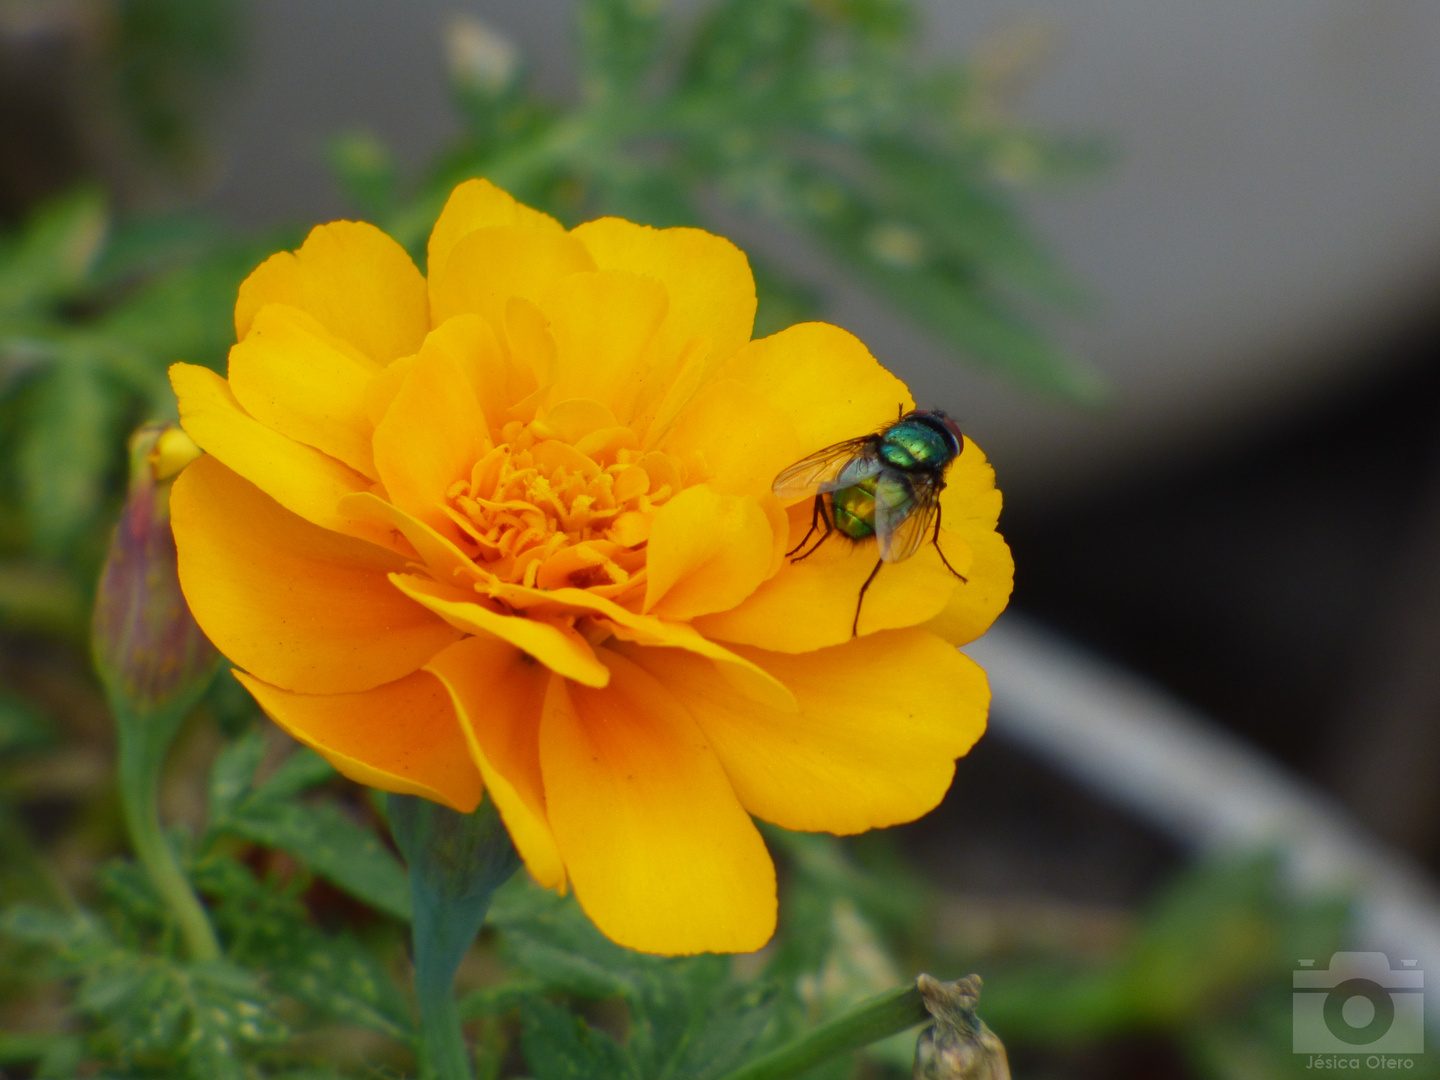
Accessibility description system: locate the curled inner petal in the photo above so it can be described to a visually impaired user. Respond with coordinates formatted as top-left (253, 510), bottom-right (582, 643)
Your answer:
top-left (440, 418), bottom-right (683, 603)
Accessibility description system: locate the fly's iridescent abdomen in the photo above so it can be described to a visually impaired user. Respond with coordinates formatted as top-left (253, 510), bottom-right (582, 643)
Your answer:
top-left (831, 478), bottom-right (878, 540)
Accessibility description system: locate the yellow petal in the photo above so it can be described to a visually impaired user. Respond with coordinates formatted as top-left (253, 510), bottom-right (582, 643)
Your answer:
top-left (465, 578), bottom-right (796, 712)
top-left (424, 636), bottom-right (564, 888)
top-left (693, 499), bottom-right (967, 651)
top-left (643, 484), bottom-right (773, 621)
top-left (658, 378), bottom-right (802, 498)
top-left (371, 331), bottom-right (489, 542)
top-left (337, 492), bottom-right (484, 587)
top-left (170, 363), bottom-right (391, 545)
top-left (502, 296), bottom-right (557, 388)
top-left (540, 270), bottom-right (667, 419)
top-left (363, 353), bottom-right (416, 427)
top-left (943, 436), bottom-right (1004, 530)
top-left (234, 669), bottom-right (481, 812)
top-left (598, 615), bottom-right (795, 714)
top-left (430, 225), bottom-right (595, 329)
top-left (171, 455), bottom-right (461, 694)
top-left (621, 630), bottom-right (988, 833)
top-left (390, 574), bottom-right (610, 688)
top-left (711, 322), bottom-right (913, 469)
top-left (228, 304), bottom-right (380, 478)
top-left (570, 217), bottom-right (756, 369)
top-left (426, 178), bottom-right (565, 287)
top-left (235, 221), bottom-right (428, 364)
top-left (540, 650), bottom-right (776, 954)
top-left (919, 438), bottom-right (1013, 645)
top-left (530, 398), bottom-right (619, 444)
top-left (426, 314), bottom-right (535, 442)
top-left (923, 529), bottom-right (1013, 647)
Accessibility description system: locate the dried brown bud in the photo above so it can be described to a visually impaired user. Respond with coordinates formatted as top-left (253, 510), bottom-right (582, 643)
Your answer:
top-left (913, 974), bottom-right (1011, 1080)
top-left (92, 423), bottom-right (217, 720)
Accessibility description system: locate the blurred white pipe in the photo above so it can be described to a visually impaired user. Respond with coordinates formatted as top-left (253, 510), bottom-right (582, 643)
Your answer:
top-left (967, 614), bottom-right (1440, 1017)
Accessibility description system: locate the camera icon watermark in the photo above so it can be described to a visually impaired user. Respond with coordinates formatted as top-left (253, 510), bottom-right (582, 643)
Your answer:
top-left (1293, 952), bottom-right (1424, 1055)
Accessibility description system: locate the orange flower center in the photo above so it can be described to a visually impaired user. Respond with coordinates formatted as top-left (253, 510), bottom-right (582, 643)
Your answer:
top-left (442, 419), bottom-right (681, 602)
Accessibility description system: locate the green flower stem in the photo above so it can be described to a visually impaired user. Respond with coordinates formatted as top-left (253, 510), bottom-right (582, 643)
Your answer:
top-left (416, 977), bottom-right (468, 1080)
top-left (115, 706), bottom-right (220, 963)
top-left (389, 794), bottom-right (519, 1080)
top-left (716, 983), bottom-right (930, 1080)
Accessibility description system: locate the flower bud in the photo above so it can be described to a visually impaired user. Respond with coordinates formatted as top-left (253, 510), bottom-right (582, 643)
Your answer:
top-left (913, 974), bottom-right (1011, 1080)
top-left (444, 14), bottom-right (520, 97)
top-left (92, 422), bottom-right (217, 720)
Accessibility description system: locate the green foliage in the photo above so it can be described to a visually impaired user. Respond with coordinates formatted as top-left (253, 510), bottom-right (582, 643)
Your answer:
top-left (0, 718), bottom-right (927, 1080)
top-left (481, 879), bottom-right (788, 1080)
top-left (1, 735), bottom-right (419, 1078)
top-left (0, 189), bottom-right (264, 636)
top-left (2, 904), bottom-right (285, 1079)
top-left (204, 735), bottom-right (413, 921)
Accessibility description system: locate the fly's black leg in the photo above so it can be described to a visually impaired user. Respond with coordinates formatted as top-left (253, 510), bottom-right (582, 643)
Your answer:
top-left (853, 558), bottom-right (883, 637)
top-left (790, 496), bottom-right (835, 563)
top-left (786, 495), bottom-right (824, 557)
top-left (931, 503), bottom-right (968, 583)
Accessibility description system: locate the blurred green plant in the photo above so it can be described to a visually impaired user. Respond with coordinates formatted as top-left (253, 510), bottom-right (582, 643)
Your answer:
top-left (112, 0), bottom-right (250, 168)
top-left (0, 189), bottom-right (267, 637)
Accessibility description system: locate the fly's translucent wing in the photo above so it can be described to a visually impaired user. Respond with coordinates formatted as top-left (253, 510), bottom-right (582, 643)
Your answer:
top-left (771, 437), bottom-right (883, 498)
top-left (874, 472), bottom-right (942, 563)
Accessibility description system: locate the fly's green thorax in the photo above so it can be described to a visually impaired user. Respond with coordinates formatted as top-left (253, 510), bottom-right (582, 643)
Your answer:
top-left (878, 419), bottom-right (954, 471)
top-left (832, 477), bottom-right (877, 540)
top-left (830, 419), bottom-right (958, 541)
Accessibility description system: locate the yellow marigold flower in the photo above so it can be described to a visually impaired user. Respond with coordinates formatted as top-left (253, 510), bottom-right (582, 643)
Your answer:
top-left (168, 180), bottom-right (1013, 955)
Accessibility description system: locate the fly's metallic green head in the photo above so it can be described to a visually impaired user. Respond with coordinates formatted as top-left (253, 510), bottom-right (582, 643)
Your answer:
top-left (878, 411), bottom-right (962, 473)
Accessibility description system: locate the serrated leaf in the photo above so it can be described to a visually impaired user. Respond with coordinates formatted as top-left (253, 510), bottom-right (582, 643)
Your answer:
top-left (521, 996), bottom-right (636, 1080)
top-left (865, 138), bottom-right (1083, 305)
top-left (195, 852), bottom-right (415, 1043)
top-left (251, 747), bottom-right (336, 804)
top-left (489, 881), bottom-right (645, 1000)
top-left (207, 729), bottom-right (267, 823)
top-left (96, 859), bottom-right (171, 928)
top-left (0, 189), bottom-right (108, 315)
top-left (0, 905), bottom-right (99, 951)
top-left (458, 980), bottom-right (547, 1020)
top-left (19, 353), bottom-right (119, 552)
top-left (854, 250), bottom-right (1100, 400)
top-left (578, 0), bottom-right (665, 101)
top-left (271, 934), bottom-right (415, 1043)
top-left (222, 799), bottom-right (412, 920)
